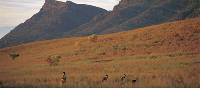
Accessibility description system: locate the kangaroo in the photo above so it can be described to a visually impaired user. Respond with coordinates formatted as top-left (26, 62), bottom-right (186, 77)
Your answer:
top-left (60, 72), bottom-right (67, 86)
top-left (121, 74), bottom-right (127, 81)
top-left (132, 79), bottom-right (137, 83)
top-left (102, 74), bottom-right (109, 82)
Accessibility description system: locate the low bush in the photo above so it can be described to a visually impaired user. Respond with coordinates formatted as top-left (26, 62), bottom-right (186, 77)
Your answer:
top-left (46, 55), bottom-right (61, 66)
top-left (9, 52), bottom-right (20, 60)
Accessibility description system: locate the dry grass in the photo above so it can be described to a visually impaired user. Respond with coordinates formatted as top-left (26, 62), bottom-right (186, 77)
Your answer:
top-left (0, 54), bottom-right (199, 88)
top-left (0, 18), bottom-right (200, 88)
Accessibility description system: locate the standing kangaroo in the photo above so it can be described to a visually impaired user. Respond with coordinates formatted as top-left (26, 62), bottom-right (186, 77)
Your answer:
top-left (61, 72), bottom-right (67, 87)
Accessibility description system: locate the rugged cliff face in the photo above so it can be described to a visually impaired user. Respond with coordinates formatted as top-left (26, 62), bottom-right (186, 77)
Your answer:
top-left (70, 0), bottom-right (200, 35)
top-left (0, 0), bottom-right (107, 48)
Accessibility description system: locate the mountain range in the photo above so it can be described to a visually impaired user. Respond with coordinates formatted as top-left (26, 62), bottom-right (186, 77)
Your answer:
top-left (0, 0), bottom-right (107, 48)
top-left (0, 0), bottom-right (200, 48)
top-left (71, 0), bottom-right (200, 35)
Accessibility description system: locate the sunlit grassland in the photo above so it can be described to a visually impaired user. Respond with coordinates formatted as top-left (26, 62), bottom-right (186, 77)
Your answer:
top-left (0, 52), bottom-right (200, 88)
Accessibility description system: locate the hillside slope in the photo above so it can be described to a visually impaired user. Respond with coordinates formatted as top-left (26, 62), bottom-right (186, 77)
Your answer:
top-left (0, 0), bottom-right (107, 48)
top-left (0, 17), bottom-right (199, 60)
top-left (0, 18), bottom-right (199, 88)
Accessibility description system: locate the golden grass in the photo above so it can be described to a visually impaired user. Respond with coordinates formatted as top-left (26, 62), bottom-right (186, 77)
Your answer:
top-left (0, 18), bottom-right (200, 88)
top-left (0, 52), bottom-right (199, 88)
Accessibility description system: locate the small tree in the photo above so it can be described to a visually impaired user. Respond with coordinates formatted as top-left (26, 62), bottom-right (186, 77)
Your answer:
top-left (9, 52), bottom-right (20, 60)
top-left (46, 55), bottom-right (61, 66)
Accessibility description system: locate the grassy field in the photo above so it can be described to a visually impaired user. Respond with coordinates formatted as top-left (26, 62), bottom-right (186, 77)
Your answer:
top-left (0, 18), bottom-right (200, 88)
top-left (0, 53), bottom-right (200, 88)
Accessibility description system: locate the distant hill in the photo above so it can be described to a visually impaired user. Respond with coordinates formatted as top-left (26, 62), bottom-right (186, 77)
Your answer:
top-left (0, 0), bottom-right (107, 48)
top-left (1, 0), bottom-right (200, 49)
top-left (71, 0), bottom-right (200, 35)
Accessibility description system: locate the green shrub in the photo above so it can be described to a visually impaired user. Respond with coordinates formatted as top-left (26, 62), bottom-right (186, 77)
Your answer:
top-left (46, 55), bottom-right (61, 66)
top-left (112, 44), bottom-right (127, 51)
top-left (9, 52), bottom-right (20, 60)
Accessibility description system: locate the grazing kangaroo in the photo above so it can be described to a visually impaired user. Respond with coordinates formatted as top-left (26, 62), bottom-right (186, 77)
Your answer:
top-left (61, 72), bottom-right (67, 86)
top-left (102, 74), bottom-right (109, 82)
top-left (121, 74), bottom-right (127, 81)
top-left (132, 79), bottom-right (137, 83)
top-left (132, 79), bottom-right (137, 88)
top-left (0, 81), bottom-right (3, 86)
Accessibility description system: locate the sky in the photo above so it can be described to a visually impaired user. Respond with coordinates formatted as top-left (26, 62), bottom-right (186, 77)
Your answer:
top-left (0, 0), bottom-right (119, 38)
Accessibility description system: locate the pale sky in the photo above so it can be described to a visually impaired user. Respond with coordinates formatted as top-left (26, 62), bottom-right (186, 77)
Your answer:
top-left (0, 0), bottom-right (119, 38)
